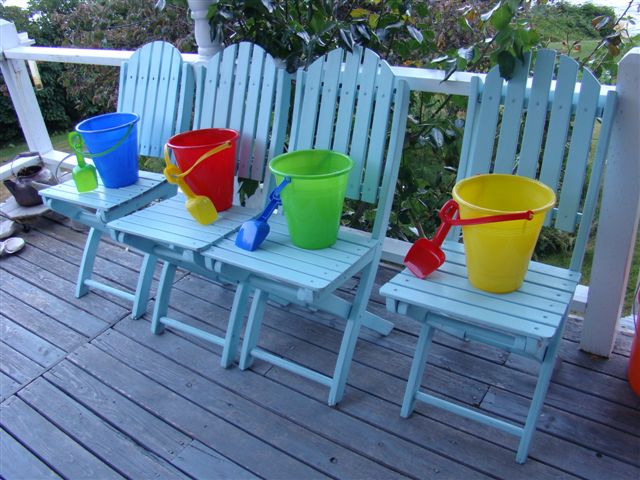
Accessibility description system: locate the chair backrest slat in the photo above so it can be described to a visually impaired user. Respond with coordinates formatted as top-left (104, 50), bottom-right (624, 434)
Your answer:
top-left (295, 59), bottom-right (324, 150)
top-left (344, 49), bottom-right (379, 198)
top-left (228, 43), bottom-right (252, 134)
top-left (555, 69), bottom-right (600, 231)
top-left (194, 53), bottom-right (222, 130)
top-left (236, 47), bottom-right (266, 179)
top-left (538, 55), bottom-right (578, 196)
top-left (214, 44), bottom-right (239, 128)
top-left (493, 53), bottom-right (531, 173)
top-left (361, 65), bottom-right (394, 204)
top-left (314, 49), bottom-right (343, 150)
top-left (467, 68), bottom-right (502, 176)
top-left (118, 41), bottom-right (189, 158)
top-left (517, 49), bottom-right (556, 178)
top-left (332, 51), bottom-right (361, 155)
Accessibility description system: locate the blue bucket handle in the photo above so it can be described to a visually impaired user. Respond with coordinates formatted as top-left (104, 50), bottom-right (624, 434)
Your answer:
top-left (69, 123), bottom-right (135, 160)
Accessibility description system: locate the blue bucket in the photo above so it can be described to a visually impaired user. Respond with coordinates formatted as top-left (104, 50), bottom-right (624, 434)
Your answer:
top-left (75, 112), bottom-right (140, 188)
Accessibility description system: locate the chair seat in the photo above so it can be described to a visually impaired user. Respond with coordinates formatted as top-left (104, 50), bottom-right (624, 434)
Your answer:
top-left (202, 214), bottom-right (379, 297)
top-left (108, 194), bottom-right (259, 252)
top-left (381, 241), bottom-right (579, 348)
top-left (40, 171), bottom-right (171, 215)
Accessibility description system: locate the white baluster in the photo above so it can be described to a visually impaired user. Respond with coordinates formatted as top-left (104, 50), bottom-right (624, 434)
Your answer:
top-left (188, 0), bottom-right (220, 58)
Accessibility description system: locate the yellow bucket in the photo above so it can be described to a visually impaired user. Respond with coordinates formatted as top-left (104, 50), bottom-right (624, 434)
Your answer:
top-left (452, 174), bottom-right (556, 293)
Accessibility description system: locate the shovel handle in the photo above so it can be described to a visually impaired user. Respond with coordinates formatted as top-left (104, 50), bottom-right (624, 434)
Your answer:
top-left (258, 177), bottom-right (291, 222)
top-left (439, 199), bottom-right (534, 226)
top-left (68, 132), bottom-right (87, 167)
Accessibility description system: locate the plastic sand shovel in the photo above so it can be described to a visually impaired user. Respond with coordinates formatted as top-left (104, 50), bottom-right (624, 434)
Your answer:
top-left (235, 177), bottom-right (291, 251)
top-left (403, 199), bottom-right (534, 279)
top-left (68, 132), bottom-right (98, 192)
top-left (163, 145), bottom-right (229, 225)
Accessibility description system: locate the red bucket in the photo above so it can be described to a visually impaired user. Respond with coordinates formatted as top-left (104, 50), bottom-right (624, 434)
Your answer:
top-left (167, 128), bottom-right (238, 212)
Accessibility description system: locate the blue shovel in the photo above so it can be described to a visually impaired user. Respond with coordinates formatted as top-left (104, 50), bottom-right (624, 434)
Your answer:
top-left (235, 177), bottom-right (291, 251)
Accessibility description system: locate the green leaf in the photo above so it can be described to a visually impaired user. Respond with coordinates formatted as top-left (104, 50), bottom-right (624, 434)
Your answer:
top-left (497, 50), bottom-right (516, 80)
top-left (351, 8), bottom-right (370, 19)
top-left (491, 5), bottom-right (512, 30)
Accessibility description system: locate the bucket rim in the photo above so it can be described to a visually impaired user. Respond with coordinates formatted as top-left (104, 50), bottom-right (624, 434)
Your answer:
top-left (453, 173), bottom-right (556, 215)
top-left (75, 112), bottom-right (140, 134)
top-left (269, 149), bottom-right (353, 180)
top-left (167, 128), bottom-right (240, 150)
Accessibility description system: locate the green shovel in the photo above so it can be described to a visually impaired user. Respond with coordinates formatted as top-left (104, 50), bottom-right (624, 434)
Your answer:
top-left (68, 131), bottom-right (98, 192)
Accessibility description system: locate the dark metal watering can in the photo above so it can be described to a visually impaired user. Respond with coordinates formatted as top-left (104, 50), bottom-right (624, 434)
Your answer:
top-left (3, 152), bottom-right (58, 207)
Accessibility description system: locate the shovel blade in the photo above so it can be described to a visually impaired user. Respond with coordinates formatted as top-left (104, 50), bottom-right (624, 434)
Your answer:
top-left (186, 197), bottom-right (218, 225)
top-left (235, 220), bottom-right (270, 251)
top-left (72, 165), bottom-right (98, 192)
top-left (403, 237), bottom-right (446, 279)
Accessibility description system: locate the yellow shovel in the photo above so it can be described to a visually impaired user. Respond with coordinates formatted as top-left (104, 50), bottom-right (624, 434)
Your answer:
top-left (163, 142), bottom-right (231, 225)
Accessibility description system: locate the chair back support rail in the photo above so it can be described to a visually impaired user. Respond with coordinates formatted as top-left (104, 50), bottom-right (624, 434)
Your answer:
top-left (379, 50), bottom-right (618, 464)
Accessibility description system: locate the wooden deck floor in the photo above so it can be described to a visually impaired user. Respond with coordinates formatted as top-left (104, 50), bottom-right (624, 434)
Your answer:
top-left (1, 212), bottom-right (639, 479)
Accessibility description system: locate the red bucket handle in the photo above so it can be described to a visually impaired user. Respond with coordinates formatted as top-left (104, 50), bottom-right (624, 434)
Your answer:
top-left (439, 199), bottom-right (534, 226)
top-left (165, 141), bottom-right (232, 179)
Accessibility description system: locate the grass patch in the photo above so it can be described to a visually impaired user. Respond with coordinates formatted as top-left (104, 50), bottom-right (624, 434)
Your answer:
top-left (0, 131), bottom-right (73, 166)
top-left (547, 40), bottom-right (600, 62)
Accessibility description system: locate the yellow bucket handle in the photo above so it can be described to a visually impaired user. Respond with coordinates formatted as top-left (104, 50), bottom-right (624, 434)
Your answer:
top-left (163, 141), bottom-right (232, 179)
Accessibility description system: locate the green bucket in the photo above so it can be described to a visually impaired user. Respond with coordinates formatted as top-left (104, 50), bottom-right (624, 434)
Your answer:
top-left (269, 149), bottom-right (353, 249)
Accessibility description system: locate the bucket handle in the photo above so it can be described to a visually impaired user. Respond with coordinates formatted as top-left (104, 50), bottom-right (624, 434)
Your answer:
top-left (164, 142), bottom-right (232, 179)
top-left (68, 123), bottom-right (135, 160)
top-left (440, 199), bottom-right (534, 226)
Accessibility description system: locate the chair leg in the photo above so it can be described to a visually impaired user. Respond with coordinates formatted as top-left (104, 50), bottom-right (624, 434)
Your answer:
top-left (221, 282), bottom-right (252, 368)
top-left (515, 320), bottom-right (565, 464)
top-left (328, 313), bottom-right (364, 407)
top-left (76, 227), bottom-right (101, 298)
top-left (401, 320), bottom-right (435, 418)
top-left (239, 289), bottom-right (269, 370)
top-left (151, 262), bottom-right (177, 335)
top-left (328, 262), bottom-right (380, 407)
top-left (131, 253), bottom-right (156, 320)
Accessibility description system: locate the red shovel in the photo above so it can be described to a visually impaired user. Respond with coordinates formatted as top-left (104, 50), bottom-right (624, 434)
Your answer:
top-left (403, 199), bottom-right (534, 279)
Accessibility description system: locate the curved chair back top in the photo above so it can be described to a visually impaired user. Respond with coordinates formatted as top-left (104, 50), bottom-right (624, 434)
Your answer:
top-left (118, 41), bottom-right (194, 159)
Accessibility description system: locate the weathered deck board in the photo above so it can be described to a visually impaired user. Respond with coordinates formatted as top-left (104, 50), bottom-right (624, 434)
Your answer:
top-left (1, 212), bottom-right (639, 480)
top-left (0, 427), bottom-right (61, 480)
top-left (0, 396), bottom-right (123, 478)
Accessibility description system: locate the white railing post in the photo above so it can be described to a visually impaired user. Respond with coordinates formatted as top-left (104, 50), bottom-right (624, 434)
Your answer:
top-left (187, 0), bottom-right (220, 58)
top-left (581, 48), bottom-right (640, 356)
top-left (0, 20), bottom-right (52, 155)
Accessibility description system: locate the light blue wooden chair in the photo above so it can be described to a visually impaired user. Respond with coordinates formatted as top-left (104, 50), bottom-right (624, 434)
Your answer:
top-left (107, 42), bottom-right (291, 362)
top-left (380, 50), bottom-right (617, 463)
top-left (41, 41), bottom-right (193, 319)
top-left (198, 47), bottom-right (410, 406)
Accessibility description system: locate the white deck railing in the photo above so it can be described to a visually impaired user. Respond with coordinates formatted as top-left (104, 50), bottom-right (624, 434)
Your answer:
top-left (1, 19), bottom-right (638, 358)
